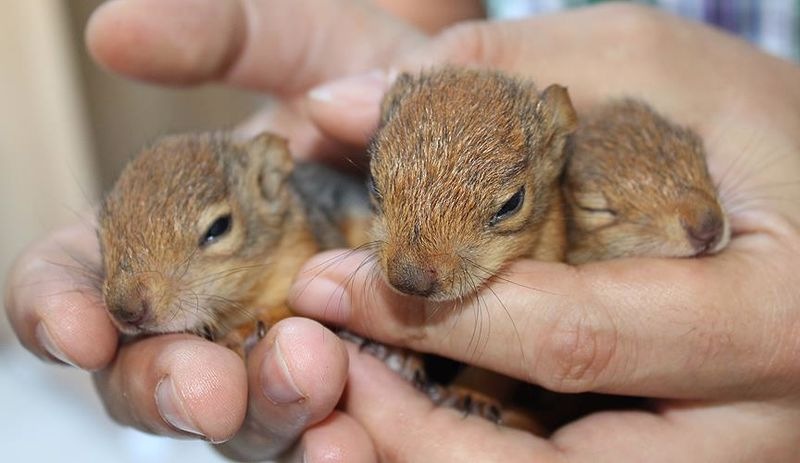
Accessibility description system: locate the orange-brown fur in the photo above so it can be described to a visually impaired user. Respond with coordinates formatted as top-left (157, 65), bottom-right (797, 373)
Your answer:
top-left (99, 132), bottom-right (364, 344)
top-left (563, 99), bottom-right (730, 264)
top-left (369, 68), bottom-right (577, 301)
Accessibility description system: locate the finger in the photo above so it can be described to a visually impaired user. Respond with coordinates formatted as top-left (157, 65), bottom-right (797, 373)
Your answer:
top-left (215, 317), bottom-right (350, 461)
top-left (288, 226), bottom-right (800, 400)
top-left (345, 340), bottom-right (800, 462)
top-left (233, 100), bottom-right (363, 165)
top-left (305, 70), bottom-right (390, 147)
top-left (341, 342), bottom-right (557, 462)
top-left (92, 334), bottom-right (247, 443)
top-left (294, 411), bottom-right (377, 463)
top-left (552, 400), bottom-right (800, 462)
top-left (85, 0), bottom-right (422, 94)
top-left (4, 223), bottom-right (117, 370)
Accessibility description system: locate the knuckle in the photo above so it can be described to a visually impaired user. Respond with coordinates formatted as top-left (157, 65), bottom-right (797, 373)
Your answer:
top-left (537, 305), bottom-right (619, 392)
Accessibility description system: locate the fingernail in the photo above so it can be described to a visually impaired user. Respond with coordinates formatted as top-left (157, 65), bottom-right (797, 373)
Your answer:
top-left (289, 278), bottom-right (351, 322)
top-left (308, 69), bottom-right (389, 105)
top-left (35, 322), bottom-right (76, 367)
top-left (155, 376), bottom-right (205, 438)
top-left (261, 337), bottom-right (306, 405)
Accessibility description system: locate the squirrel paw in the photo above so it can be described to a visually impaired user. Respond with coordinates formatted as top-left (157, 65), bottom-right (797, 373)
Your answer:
top-left (426, 384), bottom-right (503, 424)
top-left (338, 330), bottom-right (429, 387)
top-left (219, 320), bottom-right (270, 358)
top-left (335, 331), bottom-right (507, 426)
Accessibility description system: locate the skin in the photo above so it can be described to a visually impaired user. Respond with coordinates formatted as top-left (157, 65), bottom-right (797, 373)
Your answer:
top-left (5, 1), bottom-right (800, 462)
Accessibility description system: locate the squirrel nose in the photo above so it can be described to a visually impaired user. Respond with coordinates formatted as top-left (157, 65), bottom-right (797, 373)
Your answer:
top-left (111, 298), bottom-right (151, 327)
top-left (683, 208), bottom-right (723, 254)
top-left (388, 262), bottom-right (438, 297)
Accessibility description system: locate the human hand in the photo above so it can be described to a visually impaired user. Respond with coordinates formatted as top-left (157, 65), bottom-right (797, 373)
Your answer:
top-left (289, 4), bottom-right (800, 461)
top-left (84, 0), bottom-right (481, 161)
top-left (5, 0), bottom-right (437, 460)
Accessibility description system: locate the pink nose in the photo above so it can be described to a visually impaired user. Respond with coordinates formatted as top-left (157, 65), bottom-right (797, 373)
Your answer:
top-left (683, 209), bottom-right (723, 254)
top-left (109, 297), bottom-right (150, 327)
top-left (388, 262), bottom-right (439, 297)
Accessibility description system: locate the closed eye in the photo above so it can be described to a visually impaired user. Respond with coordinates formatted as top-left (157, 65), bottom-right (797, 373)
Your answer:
top-left (367, 173), bottom-right (383, 209)
top-left (490, 186), bottom-right (525, 226)
top-left (576, 205), bottom-right (617, 216)
top-left (200, 214), bottom-right (232, 246)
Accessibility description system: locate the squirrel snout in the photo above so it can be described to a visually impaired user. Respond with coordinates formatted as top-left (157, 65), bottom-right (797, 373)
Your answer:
top-left (387, 261), bottom-right (439, 297)
top-left (682, 207), bottom-right (724, 255)
top-left (106, 291), bottom-right (152, 330)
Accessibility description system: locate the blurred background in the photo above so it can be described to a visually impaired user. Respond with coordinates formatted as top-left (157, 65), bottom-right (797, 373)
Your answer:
top-left (0, 1), bottom-right (256, 461)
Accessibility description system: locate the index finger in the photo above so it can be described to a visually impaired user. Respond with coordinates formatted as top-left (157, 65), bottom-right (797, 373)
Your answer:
top-left (288, 211), bottom-right (800, 400)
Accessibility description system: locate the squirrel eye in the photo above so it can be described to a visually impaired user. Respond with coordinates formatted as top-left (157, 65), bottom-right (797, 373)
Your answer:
top-left (490, 186), bottom-right (525, 226)
top-left (201, 214), bottom-right (232, 246)
top-left (367, 173), bottom-right (382, 205)
top-left (367, 174), bottom-right (379, 197)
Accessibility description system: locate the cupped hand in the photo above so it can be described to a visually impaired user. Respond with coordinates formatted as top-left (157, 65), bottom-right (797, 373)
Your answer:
top-left (289, 4), bottom-right (800, 461)
top-left (4, 221), bottom-right (374, 460)
top-left (5, 0), bottom-right (433, 460)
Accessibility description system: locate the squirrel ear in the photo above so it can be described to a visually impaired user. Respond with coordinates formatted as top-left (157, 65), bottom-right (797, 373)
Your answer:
top-left (379, 72), bottom-right (415, 125)
top-left (242, 132), bottom-right (294, 201)
top-left (539, 84), bottom-right (578, 137)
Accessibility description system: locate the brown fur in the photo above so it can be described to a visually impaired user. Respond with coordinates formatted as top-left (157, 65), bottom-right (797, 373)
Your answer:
top-left (369, 68), bottom-right (577, 301)
top-left (563, 99), bottom-right (730, 264)
top-left (99, 132), bottom-right (364, 340)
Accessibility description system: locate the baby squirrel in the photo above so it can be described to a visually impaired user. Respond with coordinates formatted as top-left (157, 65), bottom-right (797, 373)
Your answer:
top-left (99, 132), bottom-right (371, 346)
top-left (563, 99), bottom-right (730, 264)
top-left (368, 67), bottom-right (577, 301)
top-left (367, 67), bottom-right (577, 429)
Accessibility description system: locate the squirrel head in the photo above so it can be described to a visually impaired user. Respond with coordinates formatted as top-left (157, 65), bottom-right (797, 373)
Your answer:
top-left (368, 68), bottom-right (576, 301)
top-left (564, 99), bottom-right (730, 264)
top-left (99, 132), bottom-right (295, 336)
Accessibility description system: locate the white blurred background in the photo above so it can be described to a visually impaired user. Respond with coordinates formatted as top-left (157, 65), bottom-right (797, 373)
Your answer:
top-left (0, 1), bottom-right (257, 461)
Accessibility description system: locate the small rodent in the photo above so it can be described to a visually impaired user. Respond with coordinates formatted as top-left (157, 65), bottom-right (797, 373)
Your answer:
top-left (368, 68), bottom-right (578, 301)
top-left (98, 132), bottom-right (371, 344)
top-left (562, 99), bottom-right (730, 264)
top-left (365, 67), bottom-right (577, 430)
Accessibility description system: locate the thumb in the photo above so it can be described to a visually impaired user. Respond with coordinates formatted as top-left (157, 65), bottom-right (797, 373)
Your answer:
top-left (86, 0), bottom-right (422, 94)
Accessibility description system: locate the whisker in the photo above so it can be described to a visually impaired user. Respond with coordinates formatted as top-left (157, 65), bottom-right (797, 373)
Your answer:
top-left (464, 256), bottom-right (558, 296)
top-left (480, 273), bottom-right (527, 366)
top-left (291, 241), bottom-right (384, 305)
top-left (185, 263), bottom-right (271, 288)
